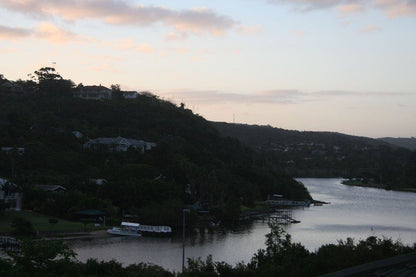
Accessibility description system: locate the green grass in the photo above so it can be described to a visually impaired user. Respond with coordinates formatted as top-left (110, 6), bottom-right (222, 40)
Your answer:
top-left (0, 210), bottom-right (105, 234)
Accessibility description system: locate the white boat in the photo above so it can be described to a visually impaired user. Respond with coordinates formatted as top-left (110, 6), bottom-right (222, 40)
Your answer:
top-left (137, 224), bottom-right (172, 236)
top-left (107, 222), bottom-right (142, 237)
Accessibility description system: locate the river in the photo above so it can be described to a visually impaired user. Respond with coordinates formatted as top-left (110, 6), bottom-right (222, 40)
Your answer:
top-left (71, 178), bottom-right (416, 272)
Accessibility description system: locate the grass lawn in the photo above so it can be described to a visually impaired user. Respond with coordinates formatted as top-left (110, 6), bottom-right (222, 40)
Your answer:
top-left (0, 210), bottom-right (105, 234)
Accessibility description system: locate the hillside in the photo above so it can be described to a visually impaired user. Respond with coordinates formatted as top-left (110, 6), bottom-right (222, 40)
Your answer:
top-left (378, 137), bottom-right (416, 151)
top-left (0, 92), bottom-right (310, 225)
top-left (211, 122), bottom-right (416, 190)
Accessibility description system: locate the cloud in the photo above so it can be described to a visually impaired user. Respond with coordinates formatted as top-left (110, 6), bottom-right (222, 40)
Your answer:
top-left (112, 38), bottom-right (156, 53)
top-left (267, 0), bottom-right (416, 17)
top-left (375, 0), bottom-right (416, 17)
top-left (267, 0), bottom-right (364, 12)
top-left (166, 32), bottom-right (189, 41)
top-left (0, 0), bottom-right (237, 36)
top-left (0, 22), bottom-right (91, 43)
top-left (337, 2), bottom-right (366, 14)
top-left (359, 24), bottom-right (381, 33)
top-left (237, 24), bottom-right (263, 35)
top-left (0, 25), bottom-right (31, 39)
top-left (160, 89), bottom-right (410, 106)
top-left (161, 89), bottom-right (308, 105)
top-left (36, 22), bottom-right (85, 43)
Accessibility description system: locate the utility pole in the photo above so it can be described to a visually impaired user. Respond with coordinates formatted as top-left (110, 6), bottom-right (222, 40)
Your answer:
top-left (182, 208), bottom-right (190, 272)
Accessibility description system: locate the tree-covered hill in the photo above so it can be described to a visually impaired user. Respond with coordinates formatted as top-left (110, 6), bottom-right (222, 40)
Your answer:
top-left (378, 137), bottom-right (416, 151)
top-left (211, 122), bottom-right (416, 190)
top-left (0, 92), bottom-right (310, 225)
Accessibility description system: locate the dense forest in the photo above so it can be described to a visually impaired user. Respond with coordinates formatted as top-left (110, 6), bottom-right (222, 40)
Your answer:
top-left (0, 70), bottom-right (310, 226)
top-left (212, 122), bottom-right (416, 191)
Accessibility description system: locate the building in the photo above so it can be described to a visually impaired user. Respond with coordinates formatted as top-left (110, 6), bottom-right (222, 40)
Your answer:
top-left (83, 137), bottom-right (156, 153)
top-left (35, 185), bottom-right (67, 194)
top-left (1, 147), bottom-right (25, 155)
top-left (73, 85), bottom-right (112, 100)
top-left (0, 178), bottom-right (22, 211)
top-left (122, 91), bottom-right (138, 99)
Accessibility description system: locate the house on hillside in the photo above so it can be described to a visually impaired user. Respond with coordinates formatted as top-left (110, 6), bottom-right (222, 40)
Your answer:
top-left (1, 147), bottom-right (25, 155)
top-left (73, 85), bottom-right (112, 100)
top-left (35, 185), bottom-right (67, 194)
top-left (0, 178), bottom-right (22, 211)
top-left (83, 137), bottom-right (156, 153)
top-left (122, 91), bottom-right (138, 99)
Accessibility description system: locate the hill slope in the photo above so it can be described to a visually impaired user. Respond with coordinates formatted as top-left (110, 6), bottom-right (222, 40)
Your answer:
top-left (378, 137), bottom-right (416, 151)
top-left (211, 122), bottom-right (415, 190)
top-left (0, 94), bottom-right (310, 224)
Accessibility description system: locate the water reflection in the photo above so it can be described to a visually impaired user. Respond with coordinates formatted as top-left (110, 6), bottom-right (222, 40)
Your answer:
top-left (72, 178), bottom-right (416, 271)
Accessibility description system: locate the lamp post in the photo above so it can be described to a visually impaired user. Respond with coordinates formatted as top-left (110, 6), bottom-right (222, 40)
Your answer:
top-left (182, 208), bottom-right (190, 273)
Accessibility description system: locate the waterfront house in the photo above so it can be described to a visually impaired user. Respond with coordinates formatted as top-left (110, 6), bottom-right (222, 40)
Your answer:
top-left (35, 185), bottom-right (67, 194)
top-left (72, 130), bottom-right (84, 139)
top-left (83, 137), bottom-right (156, 153)
top-left (0, 177), bottom-right (22, 211)
top-left (1, 147), bottom-right (25, 155)
top-left (73, 85), bottom-right (112, 100)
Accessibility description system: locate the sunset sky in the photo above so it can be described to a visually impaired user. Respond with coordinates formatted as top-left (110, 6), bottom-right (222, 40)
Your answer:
top-left (1, 0), bottom-right (415, 138)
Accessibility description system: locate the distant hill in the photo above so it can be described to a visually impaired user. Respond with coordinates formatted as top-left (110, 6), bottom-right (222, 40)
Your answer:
top-left (378, 137), bottom-right (416, 151)
top-left (212, 122), bottom-right (387, 149)
top-left (211, 122), bottom-right (415, 190)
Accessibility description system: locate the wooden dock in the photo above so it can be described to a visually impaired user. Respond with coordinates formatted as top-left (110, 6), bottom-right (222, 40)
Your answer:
top-left (0, 236), bottom-right (21, 252)
top-left (269, 210), bottom-right (300, 224)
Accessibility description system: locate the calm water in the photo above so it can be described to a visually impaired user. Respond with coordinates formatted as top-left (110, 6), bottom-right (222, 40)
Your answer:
top-left (72, 178), bottom-right (416, 272)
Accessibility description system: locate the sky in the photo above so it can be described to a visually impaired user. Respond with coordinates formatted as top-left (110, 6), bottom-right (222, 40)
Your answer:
top-left (1, 0), bottom-right (415, 138)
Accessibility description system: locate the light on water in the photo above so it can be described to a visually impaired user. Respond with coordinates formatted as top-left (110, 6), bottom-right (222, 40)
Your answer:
top-left (72, 178), bottom-right (416, 271)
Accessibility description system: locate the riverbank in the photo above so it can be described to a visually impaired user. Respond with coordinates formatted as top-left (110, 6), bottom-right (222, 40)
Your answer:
top-left (342, 179), bottom-right (416, 193)
top-left (0, 210), bottom-right (105, 236)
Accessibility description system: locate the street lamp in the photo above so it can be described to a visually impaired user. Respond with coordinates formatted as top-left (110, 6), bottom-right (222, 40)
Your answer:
top-left (182, 208), bottom-right (190, 273)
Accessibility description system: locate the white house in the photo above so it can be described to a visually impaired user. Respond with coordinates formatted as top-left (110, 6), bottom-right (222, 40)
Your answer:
top-left (83, 137), bottom-right (156, 153)
top-left (122, 91), bottom-right (138, 99)
top-left (73, 85), bottom-right (112, 100)
top-left (35, 185), bottom-right (67, 194)
top-left (1, 147), bottom-right (25, 155)
top-left (0, 177), bottom-right (22, 211)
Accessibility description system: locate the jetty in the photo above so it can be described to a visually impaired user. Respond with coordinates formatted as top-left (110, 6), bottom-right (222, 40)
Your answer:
top-left (0, 236), bottom-right (21, 252)
top-left (269, 210), bottom-right (300, 224)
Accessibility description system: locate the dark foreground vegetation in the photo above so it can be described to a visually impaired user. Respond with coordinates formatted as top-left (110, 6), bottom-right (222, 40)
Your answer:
top-left (1, 221), bottom-right (415, 277)
top-left (213, 122), bottom-right (416, 191)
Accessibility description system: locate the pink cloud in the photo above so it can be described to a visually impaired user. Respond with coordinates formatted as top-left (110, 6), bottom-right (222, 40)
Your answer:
top-left (375, 0), bottom-right (416, 17)
top-left (0, 24), bottom-right (31, 40)
top-left (237, 24), bottom-right (263, 35)
top-left (268, 0), bottom-right (416, 17)
top-left (36, 22), bottom-right (82, 44)
top-left (0, 22), bottom-right (89, 43)
top-left (360, 24), bottom-right (381, 33)
top-left (0, 0), bottom-right (237, 36)
top-left (337, 2), bottom-right (365, 14)
top-left (112, 38), bottom-right (156, 54)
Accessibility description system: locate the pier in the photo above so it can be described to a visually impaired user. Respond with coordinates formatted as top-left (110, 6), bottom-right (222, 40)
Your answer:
top-left (0, 236), bottom-right (21, 252)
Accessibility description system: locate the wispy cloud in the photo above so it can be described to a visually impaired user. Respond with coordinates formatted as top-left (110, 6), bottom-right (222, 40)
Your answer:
top-left (0, 1), bottom-right (237, 36)
top-left (267, 0), bottom-right (416, 17)
top-left (0, 25), bottom-right (31, 39)
top-left (0, 22), bottom-right (88, 43)
top-left (160, 89), bottom-right (410, 106)
top-left (375, 0), bottom-right (416, 18)
top-left (359, 24), bottom-right (381, 33)
top-left (237, 24), bottom-right (263, 35)
top-left (111, 38), bottom-right (156, 54)
top-left (267, 0), bottom-right (364, 12)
